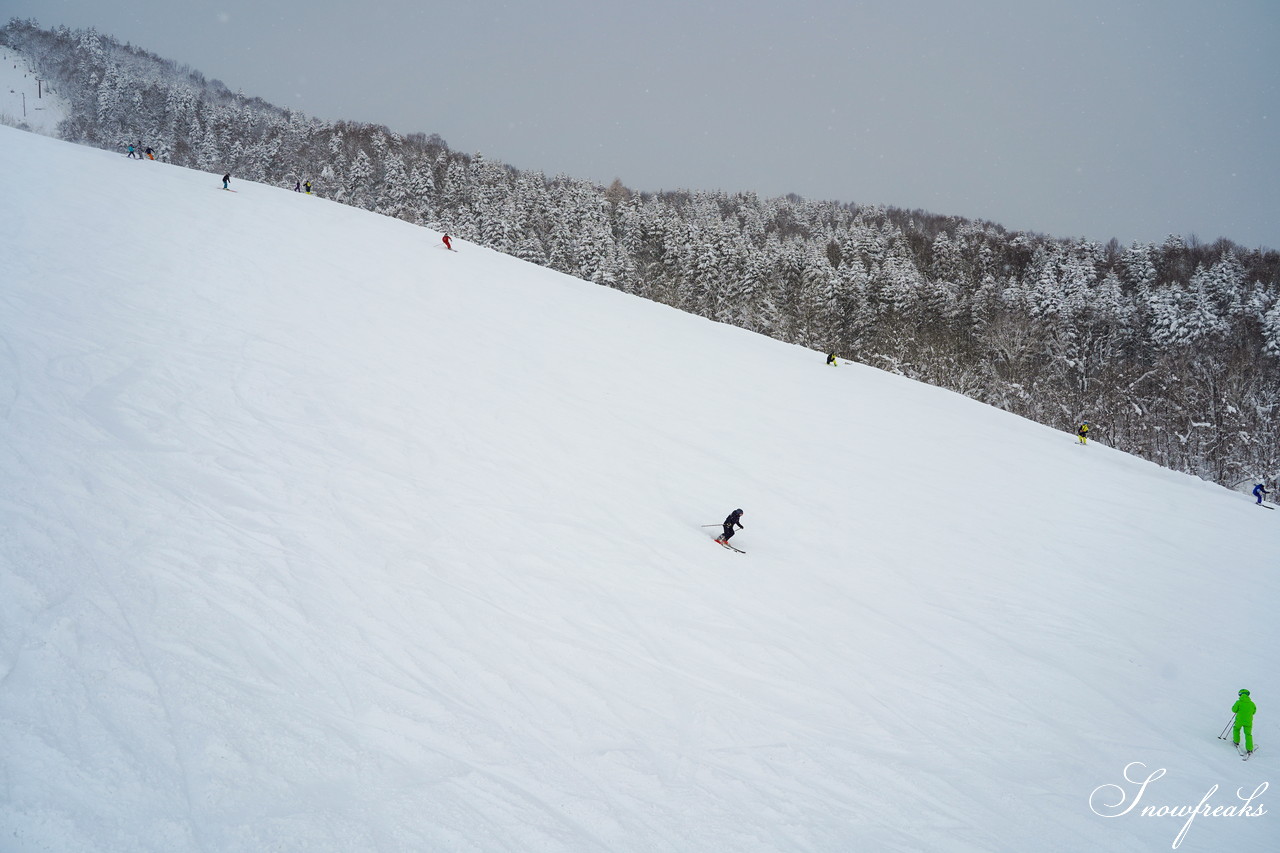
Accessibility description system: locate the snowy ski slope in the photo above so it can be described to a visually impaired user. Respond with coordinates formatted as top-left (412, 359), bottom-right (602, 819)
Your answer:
top-left (0, 125), bottom-right (1276, 852)
top-left (0, 47), bottom-right (70, 136)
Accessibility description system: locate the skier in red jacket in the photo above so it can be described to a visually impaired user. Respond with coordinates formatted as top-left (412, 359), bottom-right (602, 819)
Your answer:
top-left (442, 234), bottom-right (452, 251)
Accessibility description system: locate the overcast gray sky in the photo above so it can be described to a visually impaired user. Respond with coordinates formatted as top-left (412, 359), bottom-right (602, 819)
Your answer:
top-left (9, 0), bottom-right (1280, 249)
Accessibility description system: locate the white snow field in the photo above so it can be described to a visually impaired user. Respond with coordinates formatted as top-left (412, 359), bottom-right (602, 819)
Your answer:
top-left (0, 124), bottom-right (1276, 853)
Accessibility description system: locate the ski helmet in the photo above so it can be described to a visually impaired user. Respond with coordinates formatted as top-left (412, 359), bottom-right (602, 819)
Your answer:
top-left (1239, 689), bottom-right (1251, 696)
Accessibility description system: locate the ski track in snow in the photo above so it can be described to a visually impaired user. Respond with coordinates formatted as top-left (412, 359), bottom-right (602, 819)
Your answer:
top-left (0, 124), bottom-right (1276, 852)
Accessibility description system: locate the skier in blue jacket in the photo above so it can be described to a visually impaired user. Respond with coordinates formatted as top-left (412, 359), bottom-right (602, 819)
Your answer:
top-left (1254, 483), bottom-right (1269, 505)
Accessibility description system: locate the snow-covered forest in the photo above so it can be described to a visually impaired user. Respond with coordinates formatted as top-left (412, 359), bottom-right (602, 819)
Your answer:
top-left (5, 18), bottom-right (1278, 489)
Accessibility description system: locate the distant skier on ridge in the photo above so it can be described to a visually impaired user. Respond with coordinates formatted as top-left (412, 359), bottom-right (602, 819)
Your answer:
top-left (1077, 422), bottom-right (1089, 445)
top-left (827, 352), bottom-right (838, 366)
top-left (1253, 483), bottom-right (1269, 505)
top-left (222, 172), bottom-right (231, 190)
top-left (716, 509), bottom-right (745, 546)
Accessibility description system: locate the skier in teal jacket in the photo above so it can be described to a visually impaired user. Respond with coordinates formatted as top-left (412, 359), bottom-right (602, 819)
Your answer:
top-left (1232, 689), bottom-right (1257, 754)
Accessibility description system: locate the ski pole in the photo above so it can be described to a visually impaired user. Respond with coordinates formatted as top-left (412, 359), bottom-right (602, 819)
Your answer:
top-left (1218, 714), bottom-right (1236, 740)
top-left (700, 524), bottom-right (722, 527)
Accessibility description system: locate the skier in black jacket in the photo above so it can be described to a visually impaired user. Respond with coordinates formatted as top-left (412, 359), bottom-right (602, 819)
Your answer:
top-left (717, 509), bottom-right (745, 545)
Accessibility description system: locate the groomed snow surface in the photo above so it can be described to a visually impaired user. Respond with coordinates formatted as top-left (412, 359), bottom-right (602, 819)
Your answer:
top-left (1, 125), bottom-right (1276, 852)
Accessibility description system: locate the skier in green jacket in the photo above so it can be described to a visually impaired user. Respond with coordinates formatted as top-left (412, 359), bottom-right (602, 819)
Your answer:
top-left (1232, 688), bottom-right (1257, 754)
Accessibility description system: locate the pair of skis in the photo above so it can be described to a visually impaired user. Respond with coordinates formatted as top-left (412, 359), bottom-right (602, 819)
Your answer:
top-left (1218, 720), bottom-right (1258, 760)
top-left (714, 538), bottom-right (745, 554)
